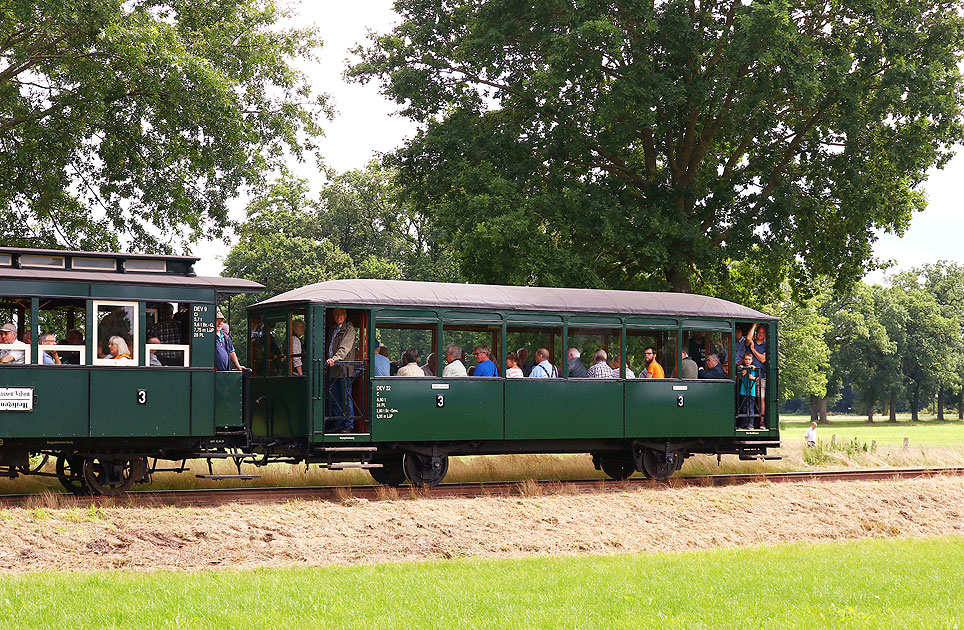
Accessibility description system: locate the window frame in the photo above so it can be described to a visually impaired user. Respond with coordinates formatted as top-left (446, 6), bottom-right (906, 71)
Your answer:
top-left (92, 300), bottom-right (138, 366)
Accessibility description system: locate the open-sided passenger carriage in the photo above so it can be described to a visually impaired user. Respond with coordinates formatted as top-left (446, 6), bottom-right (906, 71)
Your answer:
top-left (248, 279), bottom-right (780, 486)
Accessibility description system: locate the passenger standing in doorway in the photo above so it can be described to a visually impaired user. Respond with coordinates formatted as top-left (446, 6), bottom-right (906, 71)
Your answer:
top-left (326, 308), bottom-right (356, 432)
top-left (291, 319), bottom-right (306, 375)
top-left (214, 310), bottom-right (244, 371)
top-left (746, 324), bottom-right (767, 423)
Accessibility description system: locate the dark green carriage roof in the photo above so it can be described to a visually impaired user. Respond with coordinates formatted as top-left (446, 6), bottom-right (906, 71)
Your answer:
top-left (0, 266), bottom-right (262, 292)
top-left (254, 279), bottom-right (777, 321)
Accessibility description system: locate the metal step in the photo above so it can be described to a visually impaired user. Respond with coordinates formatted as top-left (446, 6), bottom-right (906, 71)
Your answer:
top-left (152, 467), bottom-right (191, 473)
top-left (320, 446), bottom-right (378, 452)
top-left (323, 463), bottom-right (382, 470)
top-left (195, 474), bottom-right (262, 480)
top-left (214, 430), bottom-right (247, 436)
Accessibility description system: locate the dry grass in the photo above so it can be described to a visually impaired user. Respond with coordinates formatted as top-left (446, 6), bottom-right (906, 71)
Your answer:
top-left (3, 476), bottom-right (964, 573)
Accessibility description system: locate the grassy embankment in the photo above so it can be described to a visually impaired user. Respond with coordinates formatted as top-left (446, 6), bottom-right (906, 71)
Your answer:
top-left (2, 536), bottom-right (963, 628)
top-left (5, 414), bottom-right (964, 493)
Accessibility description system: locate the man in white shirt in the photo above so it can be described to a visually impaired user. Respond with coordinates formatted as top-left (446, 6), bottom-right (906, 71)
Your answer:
top-left (441, 344), bottom-right (467, 377)
top-left (0, 323), bottom-right (26, 364)
top-left (805, 422), bottom-right (817, 447)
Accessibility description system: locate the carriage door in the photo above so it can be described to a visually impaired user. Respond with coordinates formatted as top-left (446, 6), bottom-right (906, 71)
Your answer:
top-left (311, 306), bottom-right (370, 441)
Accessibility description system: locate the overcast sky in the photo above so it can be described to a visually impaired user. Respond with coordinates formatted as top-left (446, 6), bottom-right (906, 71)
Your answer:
top-left (195, 2), bottom-right (964, 286)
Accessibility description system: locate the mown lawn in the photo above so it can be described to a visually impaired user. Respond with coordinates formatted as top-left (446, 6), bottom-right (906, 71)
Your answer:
top-left (781, 413), bottom-right (964, 447)
top-left (4, 536), bottom-right (964, 629)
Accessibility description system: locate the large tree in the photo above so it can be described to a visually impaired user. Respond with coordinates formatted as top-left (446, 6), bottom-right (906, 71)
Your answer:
top-left (1, 0), bottom-right (327, 251)
top-left (351, 0), bottom-right (964, 293)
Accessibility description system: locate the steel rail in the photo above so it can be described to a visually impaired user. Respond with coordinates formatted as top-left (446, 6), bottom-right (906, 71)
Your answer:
top-left (4, 466), bottom-right (964, 508)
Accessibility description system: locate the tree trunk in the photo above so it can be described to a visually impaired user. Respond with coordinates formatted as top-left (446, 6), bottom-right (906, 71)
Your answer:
top-left (937, 387), bottom-right (945, 421)
top-left (665, 265), bottom-right (692, 293)
top-left (911, 391), bottom-right (920, 422)
top-left (959, 390), bottom-right (963, 420)
top-left (889, 393), bottom-right (897, 423)
top-left (809, 396), bottom-right (820, 423)
top-left (866, 402), bottom-right (874, 424)
top-left (819, 397), bottom-right (828, 423)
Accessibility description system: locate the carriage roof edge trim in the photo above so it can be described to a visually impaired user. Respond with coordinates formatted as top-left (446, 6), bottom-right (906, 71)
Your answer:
top-left (251, 279), bottom-right (778, 321)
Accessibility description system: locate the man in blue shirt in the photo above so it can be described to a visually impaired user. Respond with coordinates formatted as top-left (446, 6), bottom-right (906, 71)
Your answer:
top-left (698, 353), bottom-right (727, 379)
top-left (215, 310), bottom-right (243, 371)
top-left (373, 340), bottom-right (390, 377)
top-left (40, 333), bottom-right (61, 364)
top-left (472, 345), bottom-right (499, 376)
top-left (527, 348), bottom-right (558, 378)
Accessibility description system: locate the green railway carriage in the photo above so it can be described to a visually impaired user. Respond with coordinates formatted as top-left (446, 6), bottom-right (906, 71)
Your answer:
top-left (0, 248), bottom-right (262, 494)
top-left (249, 279), bottom-right (780, 486)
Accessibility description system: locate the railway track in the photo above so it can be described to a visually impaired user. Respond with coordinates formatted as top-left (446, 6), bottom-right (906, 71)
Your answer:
top-left (4, 466), bottom-right (964, 508)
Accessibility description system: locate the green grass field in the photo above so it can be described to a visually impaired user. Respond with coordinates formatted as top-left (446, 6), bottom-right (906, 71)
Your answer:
top-left (3, 536), bottom-right (963, 629)
top-left (781, 413), bottom-right (964, 446)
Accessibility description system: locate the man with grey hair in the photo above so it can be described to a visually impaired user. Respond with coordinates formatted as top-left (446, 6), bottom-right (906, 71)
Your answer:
top-left (40, 333), bottom-right (62, 365)
top-left (567, 347), bottom-right (588, 378)
top-left (442, 344), bottom-right (467, 377)
top-left (528, 348), bottom-right (558, 378)
top-left (698, 353), bottom-right (727, 379)
top-left (587, 348), bottom-right (616, 378)
top-left (0, 323), bottom-right (26, 364)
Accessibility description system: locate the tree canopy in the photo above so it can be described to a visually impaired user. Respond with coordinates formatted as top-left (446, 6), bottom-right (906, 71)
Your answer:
top-left (1, 0), bottom-right (327, 251)
top-left (351, 0), bottom-right (964, 293)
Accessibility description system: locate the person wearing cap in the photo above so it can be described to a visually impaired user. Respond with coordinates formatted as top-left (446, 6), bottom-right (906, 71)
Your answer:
top-left (215, 310), bottom-right (243, 371)
top-left (372, 340), bottom-right (390, 377)
top-left (0, 323), bottom-right (26, 364)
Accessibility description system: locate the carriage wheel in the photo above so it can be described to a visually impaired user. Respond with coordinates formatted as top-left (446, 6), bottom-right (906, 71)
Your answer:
top-left (640, 448), bottom-right (677, 481)
top-left (369, 455), bottom-right (408, 487)
top-left (600, 459), bottom-right (636, 481)
top-left (56, 455), bottom-right (89, 495)
top-left (81, 457), bottom-right (147, 496)
top-left (402, 453), bottom-right (449, 488)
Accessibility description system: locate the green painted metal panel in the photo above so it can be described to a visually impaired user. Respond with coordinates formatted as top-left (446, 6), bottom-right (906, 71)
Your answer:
top-left (681, 319), bottom-right (732, 331)
top-left (371, 377), bottom-right (503, 442)
top-left (0, 280), bottom-right (88, 297)
top-left (191, 304), bottom-right (217, 368)
top-left (89, 370), bottom-right (191, 437)
top-left (0, 368), bottom-right (89, 437)
top-left (373, 308), bottom-right (440, 321)
top-left (626, 317), bottom-right (678, 328)
top-left (213, 372), bottom-right (242, 429)
top-left (505, 380), bottom-right (623, 439)
top-left (249, 377), bottom-right (308, 440)
top-left (91, 284), bottom-right (213, 302)
top-left (507, 313), bottom-right (564, 324)
top-left (441, 311), bottom-right (503, 323)
top-left (625, 380), bottom-right (734, 438)
top-left (192, 371), bottom-right (216, 436)
top-left (568, 315), bottom-right (623, 326)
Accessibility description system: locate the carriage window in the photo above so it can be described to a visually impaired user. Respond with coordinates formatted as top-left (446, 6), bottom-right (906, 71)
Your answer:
top-left (683, 330), bottom-right (730, 377)
top-left (376, 321), bottom-right (437, 377)
top-left (249, 312), bottom-right (265, 377)
top-left (290, 309), bottom-right (306, 376)
top-left (35, 299), bottom-right (86, 365)
top-left (0, 297), bottom-right (31, 365)
top-left (567, 327), bottom-right (621, 377)
top-left (443, 324), bottom-right (501, 376)
top-left (266, 318), bottom-right (288, 377)
top-left (626, 330), bottom-right (677, 379)
top-left (144, 302), bottom-right (190, 367)
top-left (93, 301), bottom-right (136, 366)
top-left (506, 325), bottom-right (562, 378)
